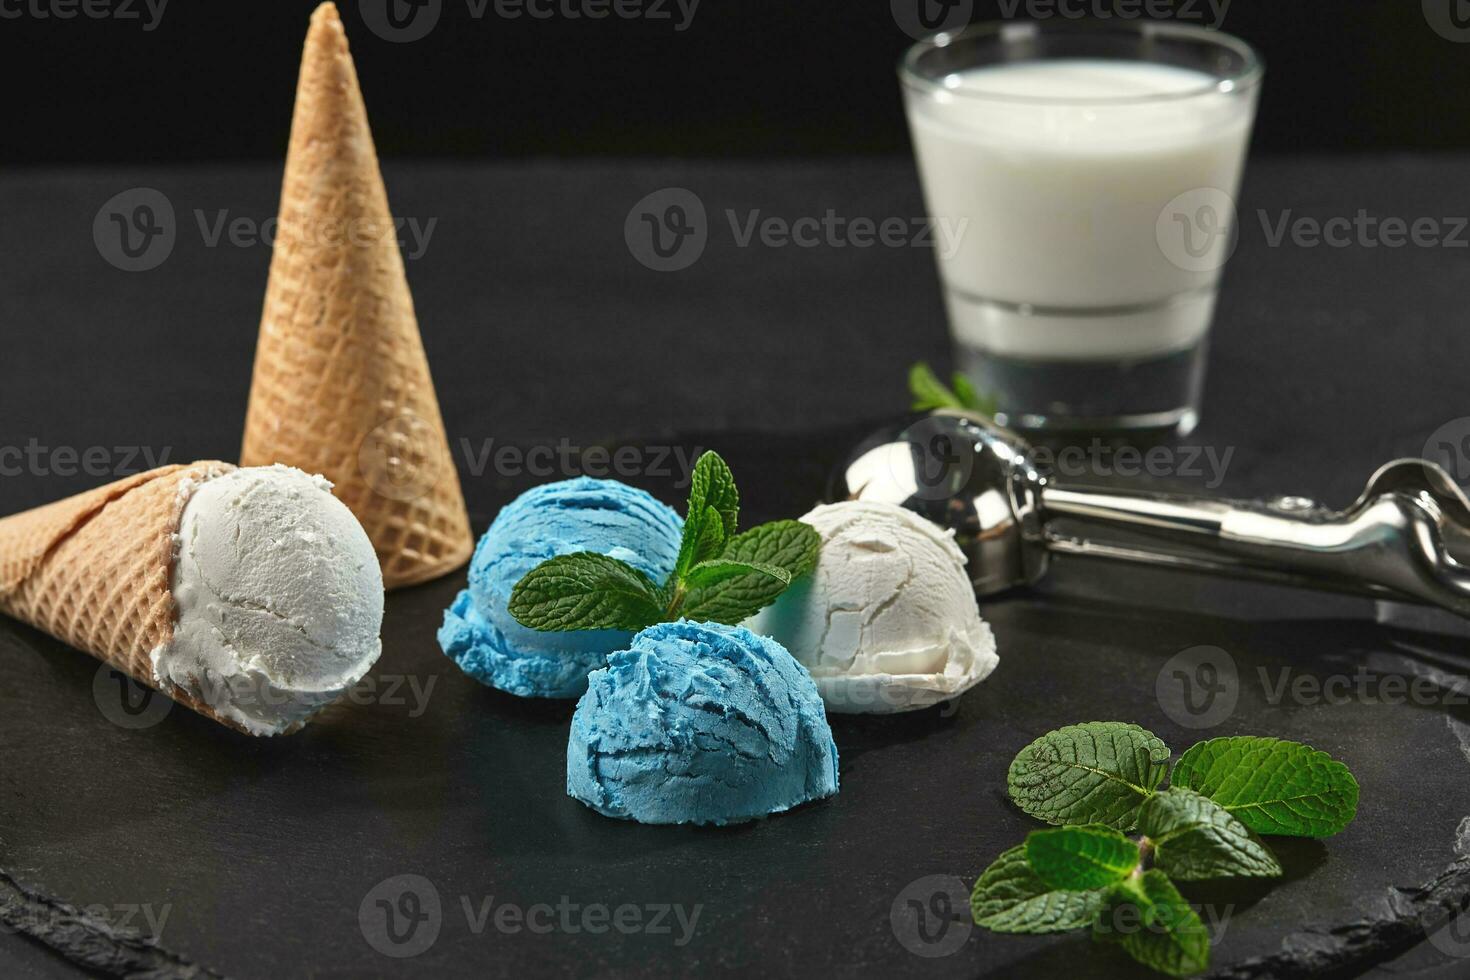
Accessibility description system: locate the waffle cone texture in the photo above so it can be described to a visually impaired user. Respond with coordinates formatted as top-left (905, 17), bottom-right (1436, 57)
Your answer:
top-left (0, 462), bottom-right (248, 731)
top-left (241, 2), bottom-right (473, 590)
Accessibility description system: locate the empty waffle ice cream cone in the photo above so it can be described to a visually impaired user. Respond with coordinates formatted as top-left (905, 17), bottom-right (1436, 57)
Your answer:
top-left (0, 463), bottom-right (385, 735)
top-left (241, 2), bottom-right (473, 590)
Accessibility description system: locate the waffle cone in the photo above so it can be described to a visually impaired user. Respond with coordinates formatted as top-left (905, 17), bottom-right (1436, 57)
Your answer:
top-left (240, 2), bottom-right (473, 590)
top-left (0, 462), bottom-right (247, 731)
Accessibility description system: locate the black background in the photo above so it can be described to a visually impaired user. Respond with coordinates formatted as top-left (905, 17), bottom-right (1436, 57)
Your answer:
top-left (3, 0), bottom-right (1470, 166)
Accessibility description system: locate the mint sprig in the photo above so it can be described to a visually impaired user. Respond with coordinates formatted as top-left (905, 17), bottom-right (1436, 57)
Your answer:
top-left (507, 451), bottom-right (820, 633)
top-left (971, 721), bottom-right (1359, 977)
top-left (909, 361), bottom-right (998, 416)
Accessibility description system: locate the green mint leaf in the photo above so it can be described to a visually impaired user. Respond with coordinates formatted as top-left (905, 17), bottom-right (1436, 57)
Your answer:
top-left (684, 559), bottom-right (790, 592)
top-left (508, 553), bottom-right (664, 632)
top-left (1139, 789), bottom-right (1282, 881)
top-left (950, 371), bottom-right (998, 416)
top-left (910, 361), bottom-right (960, 412)
top-left (1008, 722), bottom-right (1171, 831)
top-left (681, 520), bottom-right (821, 625)
top-left (1024, 825), bottom-right (1139, 891)
top-left (908, 361), bottom-right (995, 415)
top-left (674, 452), bottom-right (740, 580)
top-left (970, 845), bottom-right (1110, 934)
top-left (1093, 871), bottom-right (1210, 978)
top-left (1171, 737), bottom-right (1359, 838)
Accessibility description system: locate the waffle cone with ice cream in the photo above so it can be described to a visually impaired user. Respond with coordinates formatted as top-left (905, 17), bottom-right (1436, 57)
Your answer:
top-left (0, 463), bottom-right (386, 735)
top-left (240, 2), bottom-right (473, 590)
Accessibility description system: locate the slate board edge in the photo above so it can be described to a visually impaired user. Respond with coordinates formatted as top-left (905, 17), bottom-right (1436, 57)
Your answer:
top-left (6, 823), bottom-right (1470, 979)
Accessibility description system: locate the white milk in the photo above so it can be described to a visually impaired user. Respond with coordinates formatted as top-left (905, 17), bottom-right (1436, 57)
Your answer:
top-left (905, 59), bottom-right (1256, 361)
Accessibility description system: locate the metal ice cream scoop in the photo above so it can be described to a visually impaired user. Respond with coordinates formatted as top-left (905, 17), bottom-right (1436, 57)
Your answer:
top-left (832, 411), bottom-right (1470, 618)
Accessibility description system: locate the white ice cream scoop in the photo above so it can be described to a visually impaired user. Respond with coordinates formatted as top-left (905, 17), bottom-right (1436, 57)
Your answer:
top-left (746, 500), bottom-right (999, 714)
top-left (150, 465), bottom-right (384, 735)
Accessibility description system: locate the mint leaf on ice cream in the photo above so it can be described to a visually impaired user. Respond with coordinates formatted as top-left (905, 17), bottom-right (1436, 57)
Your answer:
top-left (682, 521), bottom-right (820, 625)
top-left (1138, 788), bottom-right (1281, 881)
top-left (1171, 736), bottom-right (1359, 837)
top-left (508, 553), bottom-right (666, 632)
top-left (673, 452), bottom-right (739, 579)
top-left (970, 846), bottom-right (1111, 934)
top-left (1008, 722), bottom-right (1171, 831)
top-left (1025, 825), bottom-right (1139, 891)
top-left (507, 452), bottom-right (819, 634)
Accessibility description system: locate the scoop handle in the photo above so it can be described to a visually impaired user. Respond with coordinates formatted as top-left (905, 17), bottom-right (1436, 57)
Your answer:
top-left (1039, 460), bottom-right (1470, 618)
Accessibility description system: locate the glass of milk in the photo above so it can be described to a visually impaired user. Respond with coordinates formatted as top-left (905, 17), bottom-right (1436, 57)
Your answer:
top-left (901, 21), bottom-right (1263, 435)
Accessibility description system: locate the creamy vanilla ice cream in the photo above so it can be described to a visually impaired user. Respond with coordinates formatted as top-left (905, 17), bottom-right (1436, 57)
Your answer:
top-left (150, 465), bottom-right (384, 735)
top-left (747, 501), bottom-right (998, 714)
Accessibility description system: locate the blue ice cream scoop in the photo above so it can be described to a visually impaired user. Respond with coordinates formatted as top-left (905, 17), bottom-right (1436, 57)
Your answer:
top-left (438, 478), bottom-right (683, 699)
top-left (567, 621), bottom-right (840, 826)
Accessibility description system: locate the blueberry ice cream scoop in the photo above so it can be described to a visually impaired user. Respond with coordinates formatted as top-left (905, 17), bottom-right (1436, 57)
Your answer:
top-left (567, 621), bottom-right (840, 826)
top-left (438, 478), bottom-right (683, 699)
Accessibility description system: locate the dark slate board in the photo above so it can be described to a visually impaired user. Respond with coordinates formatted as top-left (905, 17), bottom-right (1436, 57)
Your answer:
top-left (3, 426), bottom-right (1470, 980)
top-left (6, 156), bottom-right (1470, 978)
